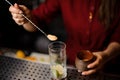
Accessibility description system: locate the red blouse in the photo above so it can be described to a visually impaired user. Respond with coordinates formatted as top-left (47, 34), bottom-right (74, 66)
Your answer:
top-left (32, 0), bottom-right (120, 65)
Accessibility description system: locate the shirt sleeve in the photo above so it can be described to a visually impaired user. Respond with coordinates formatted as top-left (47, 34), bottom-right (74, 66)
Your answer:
top-left (31, 0), bottom-right (60, 23)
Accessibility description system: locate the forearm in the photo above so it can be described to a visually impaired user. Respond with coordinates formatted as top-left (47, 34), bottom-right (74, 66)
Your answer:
top-left (22, 14), bottom-right (39, 32)
top-left (103, 42), bottom-right (120, 61)
top-left (23, 22), bottom-right (37, 32)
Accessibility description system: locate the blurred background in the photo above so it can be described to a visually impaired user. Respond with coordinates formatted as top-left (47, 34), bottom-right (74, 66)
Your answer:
top-left (0, 0), bottom-right (66, 53)
top-left (1, 0), bottom-right (120, 75)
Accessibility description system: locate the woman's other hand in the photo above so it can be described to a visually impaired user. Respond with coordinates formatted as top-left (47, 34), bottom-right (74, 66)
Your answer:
top-left (81, 51), bottom-right (106, 75)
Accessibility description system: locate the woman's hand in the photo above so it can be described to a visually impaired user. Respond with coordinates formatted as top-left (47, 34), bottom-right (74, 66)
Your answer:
top-left (81, 42), bottom-right (120, 76)
top-left (81, 51), bottom-right (106, 75)
top-left (9, 3), bottom-right (31, 25)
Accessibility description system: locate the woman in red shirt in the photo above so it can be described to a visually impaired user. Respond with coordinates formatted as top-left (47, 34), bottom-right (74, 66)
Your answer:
top-left (9, 0), bottom-right (120, 75)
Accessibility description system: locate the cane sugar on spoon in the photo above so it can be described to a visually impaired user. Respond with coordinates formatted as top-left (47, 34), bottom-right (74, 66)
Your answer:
top-left (47, 34), bottom-right (58, 41)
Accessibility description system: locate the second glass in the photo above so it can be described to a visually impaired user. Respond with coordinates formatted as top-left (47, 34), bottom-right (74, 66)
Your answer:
top-left (48, 41), bottom-right (67, 80)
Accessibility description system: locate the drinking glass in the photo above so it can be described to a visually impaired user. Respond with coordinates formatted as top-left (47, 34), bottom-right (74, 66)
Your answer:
top-left (48, 41), bottom-right (67, 80)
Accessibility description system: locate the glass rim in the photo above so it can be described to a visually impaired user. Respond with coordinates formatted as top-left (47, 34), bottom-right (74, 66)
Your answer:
top-left (48, 41), bottom-right (66, 49)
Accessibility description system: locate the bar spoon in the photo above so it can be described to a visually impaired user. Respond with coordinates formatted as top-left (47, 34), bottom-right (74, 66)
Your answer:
top-left (5, 0), bottom-right (58, 41)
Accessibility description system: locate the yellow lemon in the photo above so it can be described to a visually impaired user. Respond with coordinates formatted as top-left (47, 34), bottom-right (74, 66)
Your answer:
top-left (16, 50), bottom-right (25, 59)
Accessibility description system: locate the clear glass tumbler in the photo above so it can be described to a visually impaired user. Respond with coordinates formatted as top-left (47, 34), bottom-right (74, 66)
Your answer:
top-left (48, 41), bottom-right (67, 80)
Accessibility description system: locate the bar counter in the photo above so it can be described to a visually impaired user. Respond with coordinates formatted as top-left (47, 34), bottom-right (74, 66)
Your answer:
top-left (0, 49), bottom-right (120, 80)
